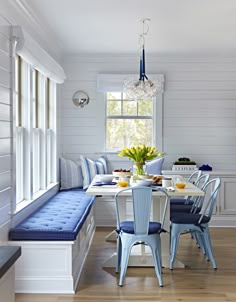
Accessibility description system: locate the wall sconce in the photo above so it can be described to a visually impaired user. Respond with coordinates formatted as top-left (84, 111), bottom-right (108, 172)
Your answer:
top-left (72, 90), bottom-right (90, 108)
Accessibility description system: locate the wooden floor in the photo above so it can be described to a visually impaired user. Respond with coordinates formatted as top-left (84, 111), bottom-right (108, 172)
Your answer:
top-left (16, 227), bottom-right (236, 302)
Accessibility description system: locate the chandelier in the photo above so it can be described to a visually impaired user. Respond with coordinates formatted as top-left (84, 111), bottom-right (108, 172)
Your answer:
top-left (124, 18), bottom-right (164, 100)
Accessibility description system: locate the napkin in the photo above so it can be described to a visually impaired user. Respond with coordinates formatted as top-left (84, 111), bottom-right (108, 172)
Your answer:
top-left (165, 186), bottom-right (175, 192)
top-left (93, 181), bottom-right (117, 186)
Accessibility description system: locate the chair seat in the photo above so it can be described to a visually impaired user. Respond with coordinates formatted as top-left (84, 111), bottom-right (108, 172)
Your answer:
top-left (170, 198), bottom-right (194, 205)
top-left (170, 204), bottom-right (201, 217)
top-left (171, 213), bottom-right (210, 224)
top-left (170, 204), bottom-right (192, 213)
top-left (119, 221), bottom-right (161, 234)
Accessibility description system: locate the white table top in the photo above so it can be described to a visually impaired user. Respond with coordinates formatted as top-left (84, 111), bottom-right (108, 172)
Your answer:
top-left (86, 175), bottom-right (205, 197)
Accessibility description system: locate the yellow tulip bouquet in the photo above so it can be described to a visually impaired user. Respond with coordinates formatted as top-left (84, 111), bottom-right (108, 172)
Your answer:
top-left (118, 144), bottom-right (163, 175)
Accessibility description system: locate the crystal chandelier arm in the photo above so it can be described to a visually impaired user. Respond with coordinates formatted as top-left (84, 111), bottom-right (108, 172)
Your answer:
top-left (141, 18), bottom-right (150, 35)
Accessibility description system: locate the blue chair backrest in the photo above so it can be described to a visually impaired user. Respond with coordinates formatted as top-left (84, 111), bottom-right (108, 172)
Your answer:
top-left (198, 178), bottom-right (221, 223)
top-left (189, 174), bottom-right (210, 211)
top-left (195, 173), bottom-right (210, 190)
top-left (188, 170), bottom-right (202, 184)
top-left (115, 186), bottom-right (169, 235)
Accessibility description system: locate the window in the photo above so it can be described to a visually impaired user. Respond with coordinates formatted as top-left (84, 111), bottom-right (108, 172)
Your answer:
top-left (14, 55), bottom-right (57, 209)
top-left (105, 92), bottom-right (154, 151)
top-left (32, 70), bottom-right (40, 194)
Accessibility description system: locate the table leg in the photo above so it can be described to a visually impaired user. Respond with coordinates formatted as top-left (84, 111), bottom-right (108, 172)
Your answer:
top-left (105, 196), bottom-right (126, 242)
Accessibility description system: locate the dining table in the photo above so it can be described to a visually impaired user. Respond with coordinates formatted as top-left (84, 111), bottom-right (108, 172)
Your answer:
top-left (86, 175), bottom-right (205, 269)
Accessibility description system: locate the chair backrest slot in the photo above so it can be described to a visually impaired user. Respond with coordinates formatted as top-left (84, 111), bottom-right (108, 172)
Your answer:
top-left (198, 178), bottom-right (221, 224)
top-left (190, 173), bottom-right (210, 212)
top-left (132, 187), bottom-right (152, 235)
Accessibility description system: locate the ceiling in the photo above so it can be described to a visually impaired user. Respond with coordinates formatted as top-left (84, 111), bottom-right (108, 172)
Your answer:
top-left (24, 0), bottom-right (236, 56)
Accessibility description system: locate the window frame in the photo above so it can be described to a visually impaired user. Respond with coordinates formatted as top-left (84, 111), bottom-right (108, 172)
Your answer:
top-left (13, 55), bottom-right (58, 213)
top-left (96, 91), bottom-right (163, 154)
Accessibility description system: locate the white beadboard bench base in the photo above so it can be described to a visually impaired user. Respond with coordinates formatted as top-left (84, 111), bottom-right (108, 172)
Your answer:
top-left (8, 208), bottom-right (95, 294)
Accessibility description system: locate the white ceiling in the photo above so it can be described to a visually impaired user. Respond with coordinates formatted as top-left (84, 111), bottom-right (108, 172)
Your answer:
top-left (24, 0), bottom-right (236, 56)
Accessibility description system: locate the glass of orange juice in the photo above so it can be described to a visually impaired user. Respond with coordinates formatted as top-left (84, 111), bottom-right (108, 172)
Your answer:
top-left (118, 177), bottom-right (129, 187)
top-left (175, 177), bottom-right (186, 189)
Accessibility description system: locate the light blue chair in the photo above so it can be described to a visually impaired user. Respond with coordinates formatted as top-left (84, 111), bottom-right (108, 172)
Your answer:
top-left (114, 186), bottom-right (169, 287)
top-left (170, 170), bottom-right (202, 205)
top-left (170, 173), bottom-right (210, 215)
top-left (170, 178), bottom-right (221, 270)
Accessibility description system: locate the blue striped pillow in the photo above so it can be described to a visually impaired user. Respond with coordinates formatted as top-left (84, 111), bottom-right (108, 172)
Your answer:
top-left (80, 155), bottom-right (107, 189)
top-left (60, 157), bottom-right (83, 190)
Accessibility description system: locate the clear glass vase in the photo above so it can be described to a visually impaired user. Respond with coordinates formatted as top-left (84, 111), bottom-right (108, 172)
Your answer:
top-left (133, 162), bottom-right (146, 177)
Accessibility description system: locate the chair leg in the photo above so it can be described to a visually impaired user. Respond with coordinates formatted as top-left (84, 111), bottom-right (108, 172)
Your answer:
top-left (193, 231), bottom-right (206, 253)
top-left (150, 243), bottom-right (163, 287)
top-left (119, 239), bottom-right (132, 286)
top-left (170, 224), bottom-right (181, 270)
top-left (115, 236), bottom-right (122, 273)
top-left (202, 227), bottom-right (217, 269)
top-left (196, 231), bottom-right (209, 258)
top-left (157, 235), bottom-right (162, 269)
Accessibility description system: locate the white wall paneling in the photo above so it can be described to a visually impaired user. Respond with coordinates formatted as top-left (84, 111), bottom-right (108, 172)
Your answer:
top-left (0, 121), bottom-right (10, 137)
top-left (0, 52), bottom-right (10, 71)
top-left (61, 55), bottom-right (236, 172)
top-left (0, 155), bottom-right (11, 173)
top-left (0, 187), bottom-right (11, 209)
top-left (0, 204), bottom-right (11, 226)
top-left (0, 85), bottom-right (10, 104)
top-left (0, 1), bottom-right (62, 61)
top-left (0, 103), bottom-right (10, 120)
top-left (0, 32), bottom-right (10, 53)
top-left (0, 138), bottom-right (10, 156)
top-left (219, 178), bottom-right (236, 215)
top-left (0, 21), bottom-right (11, 241)
top-left (0, 66), bottom-right (10, 88)
top-left (0, 172), bottom-right (11, 191)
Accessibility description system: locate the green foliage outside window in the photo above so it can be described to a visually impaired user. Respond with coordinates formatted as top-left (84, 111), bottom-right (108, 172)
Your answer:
top-left (106, 92), bottom-right (153, 151)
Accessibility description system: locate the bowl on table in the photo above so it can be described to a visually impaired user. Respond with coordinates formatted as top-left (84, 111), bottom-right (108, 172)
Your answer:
top-left (136, 179), bottom-right (153, 187)
top-left (112, 171), bottom-right (132, 178)
top-left (138, 174), bottom-right (153, 180)
top-left (99, 174), bottom-right (114, 183)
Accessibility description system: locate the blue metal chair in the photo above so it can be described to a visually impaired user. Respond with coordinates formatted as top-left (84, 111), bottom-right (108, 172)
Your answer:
top-left (169, 178), bottom-right (221, 270)
top-left (114, 186), bottom-right (169, 287)
top-left (170, 173), bottom-right (210, 215)
top-left (170, 170), bottom-right (202, 205)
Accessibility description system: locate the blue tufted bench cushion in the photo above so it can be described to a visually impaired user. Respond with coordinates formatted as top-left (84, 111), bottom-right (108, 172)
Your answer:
top-left (9, 189), bottom-right (95, 241)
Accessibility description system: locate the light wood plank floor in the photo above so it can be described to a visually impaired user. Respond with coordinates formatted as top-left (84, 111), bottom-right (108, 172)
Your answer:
top-left (16, 227), bottom-right (236, 302)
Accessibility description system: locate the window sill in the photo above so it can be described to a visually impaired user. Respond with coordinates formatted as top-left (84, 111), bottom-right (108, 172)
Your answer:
top-left (14, 182), bottom-right (59, 215)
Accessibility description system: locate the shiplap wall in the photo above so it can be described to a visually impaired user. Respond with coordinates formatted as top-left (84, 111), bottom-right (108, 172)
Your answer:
top-left (61, 55), bottom-right (236, 171)
top-left (0, 17), bottom-right (12, 241)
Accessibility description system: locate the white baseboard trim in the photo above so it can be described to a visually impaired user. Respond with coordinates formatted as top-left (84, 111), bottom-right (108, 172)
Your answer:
top-left (211, 216), bottom-right (236, 227)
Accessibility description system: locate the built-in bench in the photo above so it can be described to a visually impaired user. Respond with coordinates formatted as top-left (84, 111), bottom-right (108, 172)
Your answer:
top-left (8, 189), bottom-right (96, 294)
